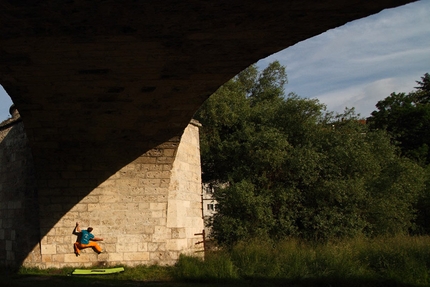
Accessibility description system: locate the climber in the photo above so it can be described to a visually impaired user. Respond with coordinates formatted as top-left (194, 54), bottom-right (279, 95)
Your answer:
top-left (72, 222), bottom-right (104, 256)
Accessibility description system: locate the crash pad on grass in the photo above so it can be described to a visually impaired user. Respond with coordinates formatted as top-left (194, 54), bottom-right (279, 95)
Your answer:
top-left (72, 267), bottom-right (124, 275)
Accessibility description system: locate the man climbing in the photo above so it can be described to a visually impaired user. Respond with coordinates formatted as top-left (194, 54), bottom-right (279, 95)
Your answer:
top-left (73, 222), bottom-right (104, 256)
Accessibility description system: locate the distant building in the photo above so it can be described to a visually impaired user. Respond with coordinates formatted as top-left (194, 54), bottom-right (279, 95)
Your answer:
top-left (202, 182), bottom-right (229, 237)
top-left (202, 183), bottom-right (218, 237)
top-left (202, 183), bottom-right (218, 217)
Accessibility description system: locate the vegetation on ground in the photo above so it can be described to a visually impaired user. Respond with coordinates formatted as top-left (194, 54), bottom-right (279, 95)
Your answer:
top-left (3, 235), bottom-right (430, 286)
top-left (194, 62), bottom-right (430, 246)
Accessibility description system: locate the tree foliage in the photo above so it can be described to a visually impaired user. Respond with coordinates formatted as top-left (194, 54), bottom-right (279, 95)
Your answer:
top-left (367, 73), bottom-right (430, 234)
top-left (367, 73), bottom-right (430, 165)
top-left (194, 63), bottom-right (427, 246)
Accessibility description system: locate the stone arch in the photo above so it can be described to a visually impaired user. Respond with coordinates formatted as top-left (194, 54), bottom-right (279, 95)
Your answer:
top-left (0, 0), bottom-right (412, 267)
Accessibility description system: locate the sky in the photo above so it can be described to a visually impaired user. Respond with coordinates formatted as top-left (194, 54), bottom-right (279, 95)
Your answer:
top-left (257, 0), bottom-right (430, 117)
top-left (1, 1), bottom-right (429, 121)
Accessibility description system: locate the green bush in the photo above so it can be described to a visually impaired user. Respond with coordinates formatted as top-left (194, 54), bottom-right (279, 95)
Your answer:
top-left (197, 63), bottom-right (427, 245)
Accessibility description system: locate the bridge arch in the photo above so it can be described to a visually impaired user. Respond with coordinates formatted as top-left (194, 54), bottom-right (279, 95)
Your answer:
top-left (0, 0), bottom-right (412, 267)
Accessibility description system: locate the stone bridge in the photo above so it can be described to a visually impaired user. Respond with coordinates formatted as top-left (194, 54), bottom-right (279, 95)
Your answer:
top-left (0, 0), bottom-right (412, 268)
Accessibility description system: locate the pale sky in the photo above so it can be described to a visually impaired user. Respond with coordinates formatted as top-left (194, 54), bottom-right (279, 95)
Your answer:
top-left (257, 0), bottom-right (430, 118)
top-left (1, 1), bottom-right (429, 121)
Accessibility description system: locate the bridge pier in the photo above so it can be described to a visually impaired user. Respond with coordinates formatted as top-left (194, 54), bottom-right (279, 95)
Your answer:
top-left (0, 115), bottom-right (204, 268)
top-left (0, 109), bottom-right (39, 267)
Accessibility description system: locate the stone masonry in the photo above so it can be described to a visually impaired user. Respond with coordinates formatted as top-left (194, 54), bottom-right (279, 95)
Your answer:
top-left (0, 114), bottom-right (204, 268)
top-left (0, 108), bottom-right (40, 267)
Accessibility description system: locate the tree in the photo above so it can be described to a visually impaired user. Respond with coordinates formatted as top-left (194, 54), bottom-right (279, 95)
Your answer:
top-left (413, 73), bottom-right (430, 104)
top-left (367, 73), bottom-right (430, 165)
top-left (195, 63), bottom-right (426, 245)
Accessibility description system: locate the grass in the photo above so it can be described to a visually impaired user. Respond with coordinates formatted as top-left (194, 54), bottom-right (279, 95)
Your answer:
top-left (3, 235), bottom-right (430, 286)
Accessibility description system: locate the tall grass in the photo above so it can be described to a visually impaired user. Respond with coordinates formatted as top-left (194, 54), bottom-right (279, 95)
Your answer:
top-left (7, 236), bottom-right (430, 286)
top-left (355, 235), bottom-right (430, 285)
top-left (174, 252), bottom-right (238, 281)
top-left (174, 235), bottom-right (430, 285)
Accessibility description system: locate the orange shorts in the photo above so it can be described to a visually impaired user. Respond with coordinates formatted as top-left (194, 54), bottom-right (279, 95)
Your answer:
top-left (74, 241), bottom-right (102, 254)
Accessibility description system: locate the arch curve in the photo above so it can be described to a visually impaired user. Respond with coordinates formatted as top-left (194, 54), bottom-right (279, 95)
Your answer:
top-left (0, 0), bottom-right (412, 267)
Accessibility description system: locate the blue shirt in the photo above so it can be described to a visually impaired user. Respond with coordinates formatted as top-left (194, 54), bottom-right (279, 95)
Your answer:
top-left (80, 230), bottom-right (94, 244)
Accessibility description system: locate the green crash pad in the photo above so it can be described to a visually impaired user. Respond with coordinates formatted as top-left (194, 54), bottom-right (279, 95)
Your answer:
top-left (72, 267), bottom-right (125, 275)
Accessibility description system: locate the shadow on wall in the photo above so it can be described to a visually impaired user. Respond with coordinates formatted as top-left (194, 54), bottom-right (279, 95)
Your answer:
top-left (0, 108), bottom-right (192, 268)
top-left (0, 118), bottom-right (40, 267)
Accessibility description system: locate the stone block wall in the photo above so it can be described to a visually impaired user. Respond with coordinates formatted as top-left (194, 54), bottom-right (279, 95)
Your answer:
top-left (32, 120), bottom-right (203, 268)
top-left (0, 115), bottom-right (204, 268)
top-left (0, 116), bottom-right (40, 267)
top-left (167, 120), bottom-right (204, 259)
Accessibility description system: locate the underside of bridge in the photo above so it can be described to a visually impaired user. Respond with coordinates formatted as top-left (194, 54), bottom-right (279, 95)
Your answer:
top-left (0, 0), bottom-right (413, 267)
